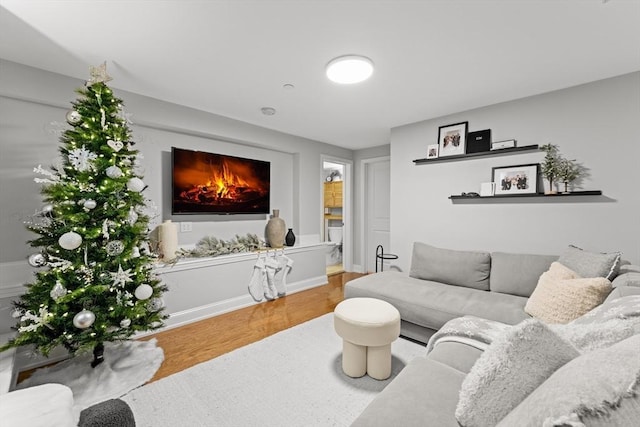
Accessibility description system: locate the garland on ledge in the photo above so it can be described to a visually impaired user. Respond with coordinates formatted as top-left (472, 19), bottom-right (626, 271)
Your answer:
top-left (175, 233), bottom-right (266, 260)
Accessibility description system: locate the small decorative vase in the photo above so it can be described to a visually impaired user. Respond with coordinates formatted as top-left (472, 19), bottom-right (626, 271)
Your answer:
top-left (265, 209), bottom-right (286, 248)
top-left (285, 228), bottom-right (296, 247)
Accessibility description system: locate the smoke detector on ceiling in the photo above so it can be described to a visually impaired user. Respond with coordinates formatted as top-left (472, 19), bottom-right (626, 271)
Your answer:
top-left (261, 107), bottom-right (276, 116)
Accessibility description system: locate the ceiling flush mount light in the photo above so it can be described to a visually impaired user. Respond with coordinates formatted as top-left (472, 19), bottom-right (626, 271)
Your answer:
top-left (326, 55), bottom-right (374, 84)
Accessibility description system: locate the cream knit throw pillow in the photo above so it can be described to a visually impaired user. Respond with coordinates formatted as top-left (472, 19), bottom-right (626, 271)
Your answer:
top-left (525, 262), bottom-right (612, 324)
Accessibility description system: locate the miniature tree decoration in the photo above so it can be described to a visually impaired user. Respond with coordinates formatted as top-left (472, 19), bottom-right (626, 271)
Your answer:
top-left (557, 158), bottom-right (581, 193)
top-left (540, 143), bottom-right (561, 194)
top-left (0, 63), bottom-right (167, 367)
top-left (540, 144), bottom-right (583, 194)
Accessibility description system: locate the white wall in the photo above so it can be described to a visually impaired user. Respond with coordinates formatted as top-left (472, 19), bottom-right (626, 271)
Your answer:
top-left (390, 72), bottom-right (640, 271)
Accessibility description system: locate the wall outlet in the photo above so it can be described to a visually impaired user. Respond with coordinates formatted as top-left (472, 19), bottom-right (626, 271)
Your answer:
top-left (180, 222), bottom-right (193, 232)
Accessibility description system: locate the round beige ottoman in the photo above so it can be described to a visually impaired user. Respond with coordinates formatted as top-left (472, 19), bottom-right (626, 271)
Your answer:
top-left (333, 297), bottom-right (401, 380)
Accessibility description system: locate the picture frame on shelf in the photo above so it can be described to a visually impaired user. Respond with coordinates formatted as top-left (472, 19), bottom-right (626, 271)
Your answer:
top-left (437, 121), bottom-right (468, 157)
top-left (426, 144), bottom-right (439, 159)
top-left (492, 163), bottom-right (540, 195)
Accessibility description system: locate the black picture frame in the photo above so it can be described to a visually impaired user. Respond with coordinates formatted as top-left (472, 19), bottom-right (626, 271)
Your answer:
top-left (492, 163), bottom-right (540, 195)
top-left (437, 121), bottom-right (468, 157)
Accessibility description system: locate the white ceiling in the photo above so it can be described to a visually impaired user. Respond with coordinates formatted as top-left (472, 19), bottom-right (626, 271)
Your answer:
top-left (1, 0), bottom-right (639, 150)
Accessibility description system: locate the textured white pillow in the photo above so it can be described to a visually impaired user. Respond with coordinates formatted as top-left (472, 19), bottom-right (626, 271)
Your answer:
top-left (525, 262), bottom-right (612, 324)
top-left (455, 319), bottom-right (579, 427)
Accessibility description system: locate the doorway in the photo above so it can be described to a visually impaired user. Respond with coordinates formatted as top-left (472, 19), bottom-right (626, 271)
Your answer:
top-left (321, 157), bottom-right (352, 275)
top-left (362, 157), bottom-right (391, 273)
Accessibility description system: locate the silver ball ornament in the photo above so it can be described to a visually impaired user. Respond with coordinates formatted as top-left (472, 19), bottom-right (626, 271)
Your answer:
top-left (28, 253), bottom-right (47, 267)
top-left (105, 165), bottom-right (123, 179)
top-left (106, 240), bottom-right (125, 256)
top-left (66, 110), bottom-right (82, 124)
top-left (83, 199), bottom-right (97, 210)
top-left (73, 309), bottom-right (96, 329)
top-left (50, 282), bottom-right (67, 300)
top-left (147, 297), bottom-right (165, 312)
top-left (59, 231), bottom-right (83, 250)
top-left (126, 177), bottom-right (145, 193)
top-left (120, 318), bottom-right (131, 328)
top-left (134, 284), bottom-right (153, 300)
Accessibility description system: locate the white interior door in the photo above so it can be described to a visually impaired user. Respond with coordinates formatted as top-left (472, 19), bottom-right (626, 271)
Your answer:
top-left (365, 158), bottom-right (391, 273)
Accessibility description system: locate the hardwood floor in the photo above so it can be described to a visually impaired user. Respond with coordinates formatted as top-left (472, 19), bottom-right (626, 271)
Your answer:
top-left (139, 272), bottom-right (364, 382)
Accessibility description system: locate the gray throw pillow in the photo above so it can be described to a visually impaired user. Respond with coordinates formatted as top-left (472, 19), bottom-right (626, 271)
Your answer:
top-left (497, 334), bottom-right (640, 427)
top-left (455, 319), bottom-right (579, 427)
top-left (489, 252), bottom-right (557, 297)
top-left (409, 242), bottom-right (490, 290)
top-left (558, 245), bottom-right (621, 280)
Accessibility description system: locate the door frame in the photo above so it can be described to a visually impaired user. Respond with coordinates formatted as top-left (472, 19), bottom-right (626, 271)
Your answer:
top-left (320, 155), bottom-right (353, 272)
top-left (360, 156), bottom-right (390, 273)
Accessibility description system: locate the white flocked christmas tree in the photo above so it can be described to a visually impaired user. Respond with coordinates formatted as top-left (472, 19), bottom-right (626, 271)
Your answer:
top-left (0, 63), bottom-right (167, 367)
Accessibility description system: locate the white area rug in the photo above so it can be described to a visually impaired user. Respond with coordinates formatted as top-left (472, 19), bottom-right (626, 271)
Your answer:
top-left (17, 339), bottom-right (163, 413)
top-left (122, 314), bottom-right (425, 427)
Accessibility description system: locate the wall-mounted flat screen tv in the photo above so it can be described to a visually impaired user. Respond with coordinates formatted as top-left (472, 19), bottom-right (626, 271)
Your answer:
top-left (172, 147), bottom-right (270, 215)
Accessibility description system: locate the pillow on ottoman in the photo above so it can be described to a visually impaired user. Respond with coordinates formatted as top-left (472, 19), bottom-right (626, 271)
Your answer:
top-left (525, 262), bottom-right (612, 324)
top-left (455, 319), bottom-right (579, 427)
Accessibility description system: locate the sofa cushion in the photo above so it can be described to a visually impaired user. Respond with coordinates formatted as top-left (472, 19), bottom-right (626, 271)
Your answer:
top-left (489, 252), bottom-right (557, 297)
top-left (344, 271), bottom-right (529, 331)
top-left (524, 262), bottom-right (612, 324)
top-left (558, 244), bottom-right (621, 280)
top-left (497, 334), bottom-right (640, 427)
top-left (409, 242), bottom-right (491, 291)
top-left (455, 319), bottom-right (579, 427)
top-left (351, 357), bottom-right (465, 427)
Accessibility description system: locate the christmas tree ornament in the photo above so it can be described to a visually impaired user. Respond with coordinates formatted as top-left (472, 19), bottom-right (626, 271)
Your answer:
top-left (147, 297), bottom-right (164, 312)
top-left (49, 282), bottom-right (67, 300)
top-left (131, 246), bottom-right (141, 258)
top-left (126, 177), bottom-right (145, 193)
top-left (59, 231), bottom-right (83, 250)
top-left (73, 309), bottom-right (96, 329)
top-left (65, 110), bottom-right (82, 124)
top-left (120, 318), bottom-right (131, 328)
top-left (106, 240), bottom-right (125, 256)
top-left (127, 207), bottom-right (138, 226)
top-left (40, 204), bottom-right (54, 215)
top-left (11, 309), bottom-right (23, 319)
top-left (110, 264), bottom-right (134, 287)
top-left (87, 61), bottom-right (113, 86)
top-left (134, 284), bottom-right (153, 300)
top-left (28, 253), bottom-right (47, 267)
top-left (83, 199), bottom-right (97, 210)
top-left (68, 146), bottom-right (97, 172)
top-left (107, 139), bottom-right (124, 152)
top-left (105, 165), bottom-right (123, 179)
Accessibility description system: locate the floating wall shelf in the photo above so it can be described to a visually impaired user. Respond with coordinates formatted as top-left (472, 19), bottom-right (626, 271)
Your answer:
top-left (413, 144), bottom-right (539, 165)
top-left (449, 190), bottom-right (603, 202)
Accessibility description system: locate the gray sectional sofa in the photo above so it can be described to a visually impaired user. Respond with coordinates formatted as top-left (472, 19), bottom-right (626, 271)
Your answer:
top-left (345, 242), bottom-right (640, 426)
top-left (345, 242), bottom-right (639, 343)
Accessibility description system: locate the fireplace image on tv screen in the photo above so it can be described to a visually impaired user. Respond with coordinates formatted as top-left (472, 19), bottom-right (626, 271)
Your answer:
top-left (172, 147), bottom-right (270, 214)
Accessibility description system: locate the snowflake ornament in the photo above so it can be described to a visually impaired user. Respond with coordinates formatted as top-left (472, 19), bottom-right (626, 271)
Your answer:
top-left (68, 146), bottom-right (97, 172)
top-left (19, 306), bottom-right (53, 333)
top-left (110, 264), bottom-right (134, 288)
